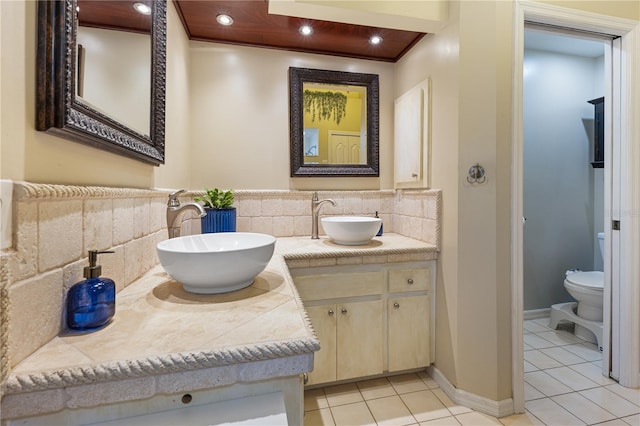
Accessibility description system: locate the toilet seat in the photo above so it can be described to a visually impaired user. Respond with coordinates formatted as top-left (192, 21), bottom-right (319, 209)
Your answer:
top-left (565, 271), bottom-right (603, 290)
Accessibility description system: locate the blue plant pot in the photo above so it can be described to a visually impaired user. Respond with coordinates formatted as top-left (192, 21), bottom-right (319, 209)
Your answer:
top-left (201, 207), bottom-right (236, 233)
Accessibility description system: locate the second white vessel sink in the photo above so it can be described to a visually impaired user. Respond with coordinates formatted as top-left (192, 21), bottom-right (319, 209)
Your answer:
top-left (321, 216), bottom-right (382, 246)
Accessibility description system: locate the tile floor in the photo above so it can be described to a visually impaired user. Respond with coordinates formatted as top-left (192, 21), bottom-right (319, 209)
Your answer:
top-left (303, 317), bottom-right (640, 425)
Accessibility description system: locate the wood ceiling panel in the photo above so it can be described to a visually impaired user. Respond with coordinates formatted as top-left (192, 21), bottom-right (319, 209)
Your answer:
top-left (75, 0), bottom-right (426, 62)
top-left (173, 0), bottom-right (425, 62)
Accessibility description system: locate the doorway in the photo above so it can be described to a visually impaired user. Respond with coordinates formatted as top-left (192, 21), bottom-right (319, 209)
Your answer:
top-left (512, 1), bottom-right (640, 414)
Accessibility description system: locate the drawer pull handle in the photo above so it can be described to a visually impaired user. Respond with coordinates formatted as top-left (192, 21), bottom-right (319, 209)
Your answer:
top-left (394, 302), bottom-right (400, 309)
top-left (341, 308), bottom-right (348, 314)
top-left (303, 373), bottom-right (309, 384)
top-left (407, 278), bottom-right (414, 285)
top-left (328, 309), bottom-right (334, 316)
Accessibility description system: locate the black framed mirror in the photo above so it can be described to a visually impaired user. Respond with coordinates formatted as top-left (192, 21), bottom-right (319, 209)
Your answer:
top-left (36, 0), bottom-right (166, 165)
top-left (289, 67), bottom-right (379, 177)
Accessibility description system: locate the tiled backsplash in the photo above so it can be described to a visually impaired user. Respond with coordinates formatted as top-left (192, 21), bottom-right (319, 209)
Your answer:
top-left (0, 182), bottom-right (441, 387)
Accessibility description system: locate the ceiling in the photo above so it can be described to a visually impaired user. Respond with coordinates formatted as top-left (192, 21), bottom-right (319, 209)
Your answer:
top-left (77, 1), bottom-right (427, 63)
top-left (524, 29), bottom-right (606, 58)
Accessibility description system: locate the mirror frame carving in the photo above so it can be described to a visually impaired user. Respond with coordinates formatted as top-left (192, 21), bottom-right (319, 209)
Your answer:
top-left (36, 0), bottom-right (166, 165)
top-left (289, 67), bottom-right (379, 177)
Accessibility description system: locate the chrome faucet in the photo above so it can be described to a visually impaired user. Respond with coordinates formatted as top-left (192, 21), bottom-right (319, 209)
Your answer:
top-left (166, 189), bottom-right (206, 239)
top-left (311, 191), bottom-right (336, 239)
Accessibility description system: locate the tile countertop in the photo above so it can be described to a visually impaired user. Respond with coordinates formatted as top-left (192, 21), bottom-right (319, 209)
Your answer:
top-left (4, 234), bottom-right (437, 396)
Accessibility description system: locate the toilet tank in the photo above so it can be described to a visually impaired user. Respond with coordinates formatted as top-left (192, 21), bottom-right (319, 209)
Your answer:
top-left (598, 232), bottom-right (605, 259)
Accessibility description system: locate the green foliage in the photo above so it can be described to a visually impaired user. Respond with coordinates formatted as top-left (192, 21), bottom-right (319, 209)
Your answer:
top-left (303, 89), bottom-right (347, 125)
top-left (194, 188), bottom-right (234, 209)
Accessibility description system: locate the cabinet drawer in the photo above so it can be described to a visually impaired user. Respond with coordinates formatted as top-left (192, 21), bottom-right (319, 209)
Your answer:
top-left (388, 268), bottom-right (429, 293)
top-left (295, 271), bottom-right (384, 301)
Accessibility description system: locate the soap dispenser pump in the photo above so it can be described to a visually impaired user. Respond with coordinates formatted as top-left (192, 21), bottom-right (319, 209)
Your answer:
top-left (375, 211), bottom-right (383, 236)
top-left (67, 250), bottom-right (116, 331)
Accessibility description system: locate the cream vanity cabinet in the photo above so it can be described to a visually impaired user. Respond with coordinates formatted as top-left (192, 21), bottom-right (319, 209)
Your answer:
top-left (296, 271), bottom-right (385, 385)
top-left (293, 262), bottom-right (435, 386)
top-left (388, 268), bottom-right (431, 371)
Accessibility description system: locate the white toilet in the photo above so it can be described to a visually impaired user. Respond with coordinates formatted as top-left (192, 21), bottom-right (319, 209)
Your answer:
top-left (550, 232), bottom-right (605, 349)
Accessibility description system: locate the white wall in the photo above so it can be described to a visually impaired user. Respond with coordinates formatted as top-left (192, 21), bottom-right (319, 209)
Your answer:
top-left (523, 47), bottom-right (604, 311)
top-left (188, 42), bottom-right (395, 191)
top-left (77, 27), bottom-right (150, 135)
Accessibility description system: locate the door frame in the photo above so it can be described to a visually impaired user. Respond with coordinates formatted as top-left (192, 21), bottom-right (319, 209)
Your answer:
top-left (511, 0), bottom-right (640, 413)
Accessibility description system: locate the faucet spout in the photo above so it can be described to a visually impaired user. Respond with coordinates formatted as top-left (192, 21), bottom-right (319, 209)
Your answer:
top-left (311, 191), bottom-right (336, 239)
top-left (166, 190), bottom-right (206, 239)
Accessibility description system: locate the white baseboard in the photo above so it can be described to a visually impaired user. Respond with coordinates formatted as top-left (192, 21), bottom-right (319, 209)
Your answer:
top-left (523, 308), bottom-right (550, 320)
top-left (428, 366), bottom-right (514, 418)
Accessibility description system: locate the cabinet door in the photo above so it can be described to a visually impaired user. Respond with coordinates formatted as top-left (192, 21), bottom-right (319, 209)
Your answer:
top-left (306, 304), bottom-right (337, 385)
top-left (388, 295), bottom-right (430, 371)
top-left (337, 300), bottom-right (383, 380)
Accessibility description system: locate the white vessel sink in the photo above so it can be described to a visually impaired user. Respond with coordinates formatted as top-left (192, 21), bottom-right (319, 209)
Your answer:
top-left (156, 232), bottom-right (276, 294)
top-left (321, 216), bottom-right (382, 246)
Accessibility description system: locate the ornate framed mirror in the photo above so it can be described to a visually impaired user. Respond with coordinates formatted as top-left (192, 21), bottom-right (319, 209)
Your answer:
top-left (36, 0), bottom-right (166, 165)
top-left (289, 67), bottom-right (379, 177)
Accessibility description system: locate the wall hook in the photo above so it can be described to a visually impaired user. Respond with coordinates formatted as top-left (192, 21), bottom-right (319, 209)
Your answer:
top-left (467, 163), bottom-right (486, 184)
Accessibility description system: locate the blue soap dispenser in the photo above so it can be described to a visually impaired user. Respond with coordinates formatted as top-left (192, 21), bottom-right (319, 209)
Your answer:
top-left (67, 250), bottom-right (116, 331)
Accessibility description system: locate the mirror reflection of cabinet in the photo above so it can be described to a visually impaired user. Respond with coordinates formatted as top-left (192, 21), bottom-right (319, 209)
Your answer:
top-left (588, 97), bottom-right (604, 169)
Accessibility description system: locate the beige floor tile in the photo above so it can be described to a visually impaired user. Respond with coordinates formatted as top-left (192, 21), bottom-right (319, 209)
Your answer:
top-left (305, 388), bottom-right (329, 411)
top-left (324, 382), bottom-right (364, 407)
top-left (523, 334), bottom-right (556, 350)
top-left (389, 373), bottom-right (429, 394)
top-left (531, 318), bottom-right (553, 328)
top-left (568, 362), bottom-right (616, 386)
top-left (524, 370), bottom-right (573, 396)
top-left (563, 343), bottom-right (602, 362)
top-left (366, 395), bottom-right (416, 426)
top-left (524, 350), bottom-right (563, 370)
top-left (523, 360), bottom-right (537, 373)
top-left (539, 346), bottom-right (588, 366)
top-left (524, 382), bottom-right (545, 401)
top-left (524, 320), bottom-right (551, 333)
top-left (552, 392), bottom-right (616, 424)
top-left (330, 401), bottom-right (376, 426)
top-left (357, 377), bottom-right (397, 400)
top-left (499, 411), bottom-right (545, 425)
top-left (605, 384), bottom-right (640, 406)
top-left (419, 416), bottom-right (461, 425)
top-left (622, 413), bottom-right (640, 425)
top-left (430, 388), bottom-right (473, 415)
top-left (544, 366), bottom-right (600, 391)
top-left (534, 330), bottom-right (582, 346)
top-left (580, 387), bottom-right (640, 418)
top-left (526, 397), bottom-right (585, 425)
top-left (401, 390), bottom-right (451, 423)
top-left (596, 420), bottom-right (634, 426)
top-left (304, 408), bottom-right (336, 426)
top-left (417, 371), bottom-right (440, 389)
top-left (454, 411), bottom-right (502, 425)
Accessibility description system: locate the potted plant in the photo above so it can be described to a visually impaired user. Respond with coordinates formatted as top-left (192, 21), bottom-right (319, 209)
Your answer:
top-left (194, 188), bottom-right (236, 233)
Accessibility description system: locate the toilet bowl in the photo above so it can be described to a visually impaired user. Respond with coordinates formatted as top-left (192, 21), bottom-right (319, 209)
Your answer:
top-left (550, 232), bottom-right (605, 348)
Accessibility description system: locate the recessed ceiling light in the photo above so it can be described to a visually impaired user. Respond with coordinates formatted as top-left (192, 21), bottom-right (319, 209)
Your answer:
top-left (216, 14), bottom-right (234, 26)
top-left (133, 3), bottom-right (151, 16)
top-left (299, 25), bottom-right (313, 36)
top-left (369, 35), bottom-right (383, 45)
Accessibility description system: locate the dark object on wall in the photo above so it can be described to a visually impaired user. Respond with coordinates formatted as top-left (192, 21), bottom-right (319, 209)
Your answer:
top-left (588, 97), bottom-right (604, 169)
top-left (36, 0), bottom-right (167, 166)
top-left (289, 67), bottom-right (379, 177)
